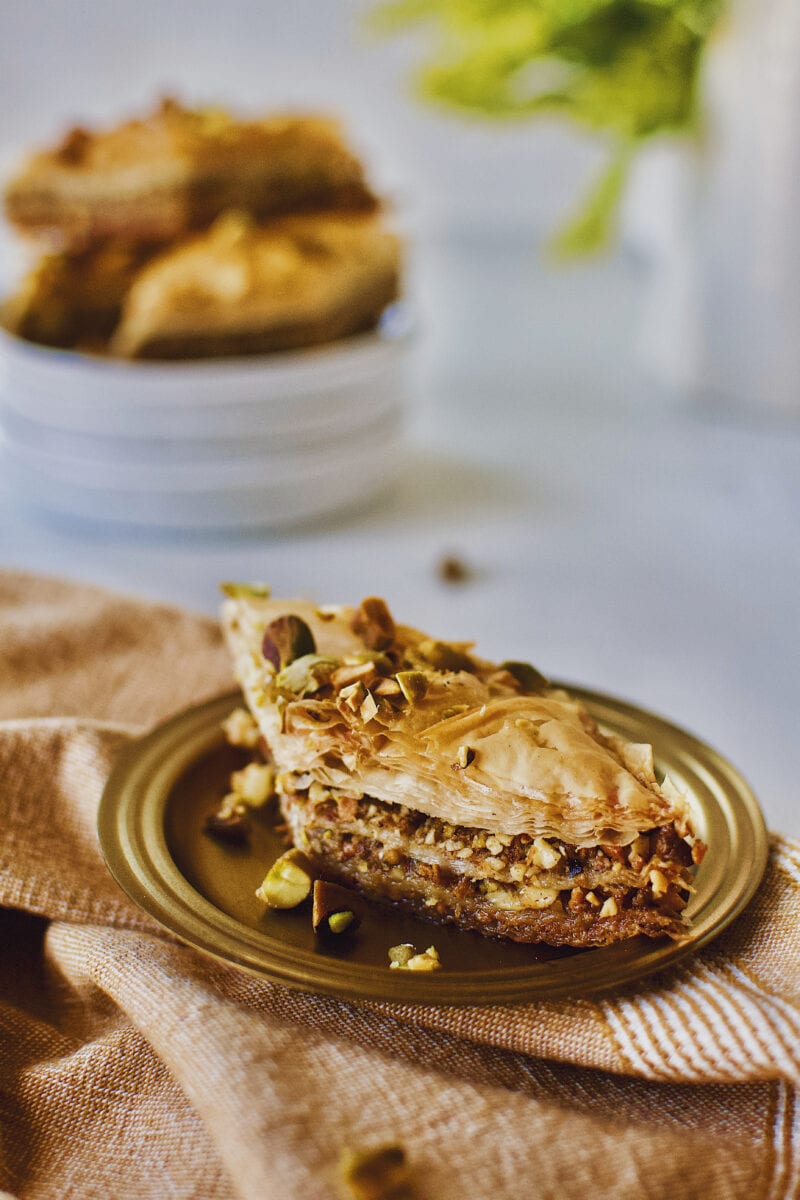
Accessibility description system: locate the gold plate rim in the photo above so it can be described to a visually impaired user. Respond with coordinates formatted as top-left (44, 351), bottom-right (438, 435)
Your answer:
top-left (98, 686), bottom-right (769, 1006)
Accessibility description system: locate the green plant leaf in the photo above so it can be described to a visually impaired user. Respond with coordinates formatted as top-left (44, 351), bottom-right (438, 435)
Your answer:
top-left (369, 0), bottom-right (725, 251)
top-left (549, 145), bottom-right (631, 257)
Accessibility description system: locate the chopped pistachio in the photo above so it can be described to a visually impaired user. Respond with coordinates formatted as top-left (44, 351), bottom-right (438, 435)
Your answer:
top-left (255, 849), bottom-right (314, 908)
top-left (275, 654), bottom-right (337, 695)
top-left (388, 943), bottom-right (416, 968)
top-left (261, 614), bottom-right (316, 670)
top-left (417, 639), bottom-right (474, 673)
top-left (395, 670), bottom-right (428, 704)
top-left (328, 910), bottom-right (356, 934)
top-left (350, 596), bottom-right (396, 651)
top-left (312, 879), bottom-right (364, 936)
top-left (389, 943), bottom-right (441, 972)
top-left (499, 660), bottom-right (549, 693)
top-left (220, 581), bottom-right (271, 600)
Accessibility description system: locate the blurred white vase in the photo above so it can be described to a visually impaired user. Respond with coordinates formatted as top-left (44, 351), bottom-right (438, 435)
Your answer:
top-left (636, 0), bottom-right (800, 415)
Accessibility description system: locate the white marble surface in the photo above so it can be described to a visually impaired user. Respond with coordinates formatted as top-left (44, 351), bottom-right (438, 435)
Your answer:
top-left (1, 235), bottom-right (798, 838)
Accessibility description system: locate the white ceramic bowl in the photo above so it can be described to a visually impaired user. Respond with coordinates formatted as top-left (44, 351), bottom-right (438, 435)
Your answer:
top-left (1, 407), bottom-right (402, 491)
top-left (0, 303), bottom-right (413, 530)
top-left (0, 411), bottom-right (403, 530)
top-left (0, 303), bottom-right (413, 439)
top-left (0, 389), bottom-right (405, 464)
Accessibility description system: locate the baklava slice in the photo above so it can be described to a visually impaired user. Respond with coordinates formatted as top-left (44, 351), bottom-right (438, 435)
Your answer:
top-left (4, 98), bottom-right (377, 250)
top-left (221, 590), bottom-right (703, 948)
top-left (1, 241), bottom-right (159, 351)
top-left (110, 210), bottom-right (401, 359)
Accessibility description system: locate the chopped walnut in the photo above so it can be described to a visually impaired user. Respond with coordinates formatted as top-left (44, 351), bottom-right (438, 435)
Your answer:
top-left (528, 837), bottom-right (562, 870)
top-left (649, 868), bottom-right (669, 897)
top-left (691, 840), bottom-right (708, 865)
top-left (203, 794), bottom-right (248, 843)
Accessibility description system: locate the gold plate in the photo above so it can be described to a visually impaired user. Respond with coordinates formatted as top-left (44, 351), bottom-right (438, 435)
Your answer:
top-left (98, 686), bottom-right (768, 1005)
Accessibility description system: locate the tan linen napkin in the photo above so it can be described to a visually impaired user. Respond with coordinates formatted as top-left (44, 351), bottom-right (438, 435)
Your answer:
top-left (0, 570), bottom-right (798, 1200)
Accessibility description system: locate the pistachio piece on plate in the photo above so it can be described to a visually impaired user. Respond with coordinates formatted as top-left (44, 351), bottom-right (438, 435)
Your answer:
top-left (312, 879), bottom-right (364, 936)
top-left (255, 848), bottom-right (314, 908)
top-left (387, 943), bottom-right (416, 968)
top-left (261, 614), bottom-right (316, 670)
top-left (389, 944), bottom-right (441, 971)
top-left (204, 806), bottom-right (248, 844)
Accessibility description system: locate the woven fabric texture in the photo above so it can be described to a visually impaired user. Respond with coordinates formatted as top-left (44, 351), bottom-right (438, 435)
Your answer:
top-left (0, 570), bottom-right (797, 1200)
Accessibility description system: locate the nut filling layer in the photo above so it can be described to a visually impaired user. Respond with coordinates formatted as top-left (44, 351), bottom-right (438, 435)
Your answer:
top-left (280, 786), bottom-right (697, 948)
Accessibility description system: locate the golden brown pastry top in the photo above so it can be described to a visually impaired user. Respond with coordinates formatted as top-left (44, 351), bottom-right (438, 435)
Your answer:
top-left (12, 99), bottom-right (364, 178)
top-left (221, 590), bottom-right (690, 846)
top-left (109, 210), bottom-right (401, 357)
top-left (4, 97), bottom-right (377, 246)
